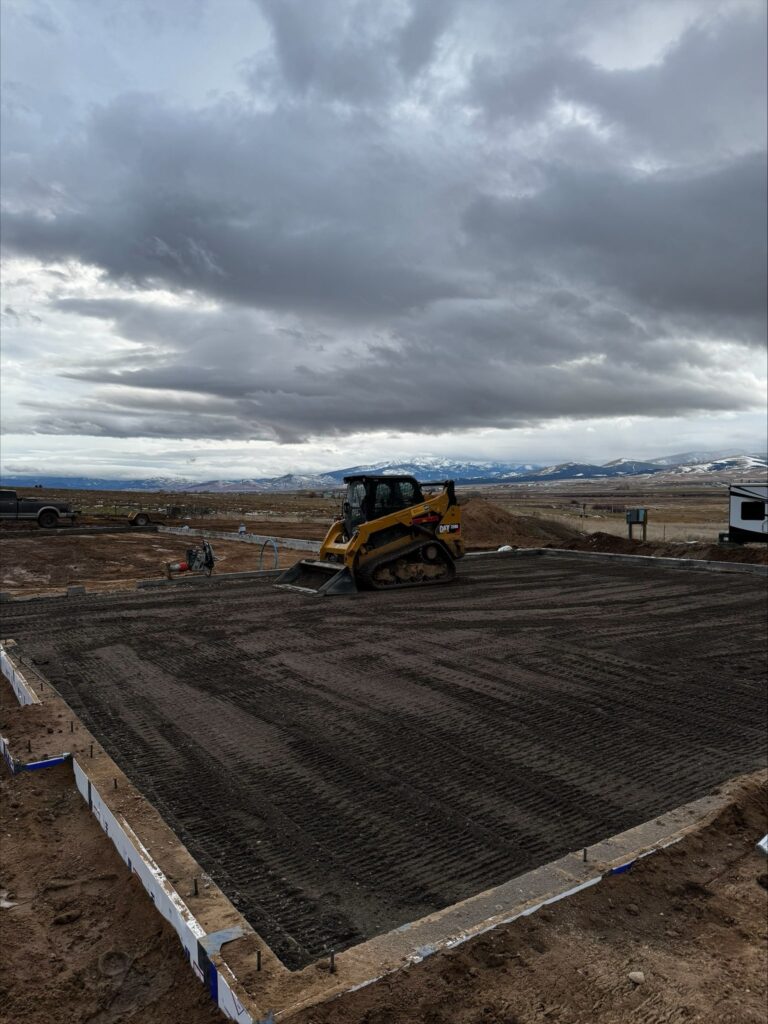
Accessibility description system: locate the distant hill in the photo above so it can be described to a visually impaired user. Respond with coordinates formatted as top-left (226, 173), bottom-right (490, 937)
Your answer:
top-left (0, 476), bottom-right (190, 491)
top-left (1, 450), bottom-right (764, 492)
top-left (510, 461), bottom-right (666, 482)
top-left (329, 458), bottom-right (542, 482)
top-left (667, 454), bottom-right (767, 475)
top-left (182, 473), bottom-right (339, 492)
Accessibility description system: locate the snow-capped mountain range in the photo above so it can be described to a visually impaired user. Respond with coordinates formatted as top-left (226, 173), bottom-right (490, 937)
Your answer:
top-left (1, 452), bottom-right (765, 492)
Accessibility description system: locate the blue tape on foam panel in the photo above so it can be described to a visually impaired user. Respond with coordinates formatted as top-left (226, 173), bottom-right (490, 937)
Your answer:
top-left (22, 753), bottom-right (72, 772)
top-left (208, 963), bottom-right (219, 1003)
top-left (610, 860), bottom-right (635, 875)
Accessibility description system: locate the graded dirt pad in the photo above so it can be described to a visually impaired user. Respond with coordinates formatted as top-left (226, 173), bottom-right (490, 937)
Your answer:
top-left (0, 532), bottom-right (297, 596)
top-left (0, 735), bottom-right (221, 1023)
top-left (1, 557), bottom-right (766, 972)
top-left (291, 773), bottom-right (768, 1024)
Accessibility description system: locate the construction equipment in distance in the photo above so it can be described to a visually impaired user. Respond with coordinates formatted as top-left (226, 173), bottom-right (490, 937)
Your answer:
top-left (165, 539), bottom-right (216, 579)
top-left (276, 476), bottom-right (464, 595)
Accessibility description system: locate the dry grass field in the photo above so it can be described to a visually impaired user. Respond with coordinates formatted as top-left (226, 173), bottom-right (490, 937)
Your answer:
top-left (480, 480), bottom-right (746, 543)
top-left (1, 477), bottom-right (750, 543)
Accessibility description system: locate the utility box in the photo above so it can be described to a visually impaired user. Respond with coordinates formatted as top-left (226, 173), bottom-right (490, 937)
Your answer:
top-left (626, 507), bottom-right (648, 541)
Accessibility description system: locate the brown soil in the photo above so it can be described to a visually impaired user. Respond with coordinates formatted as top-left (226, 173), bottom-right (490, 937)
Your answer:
top-left (554, 530), bottom-right (768, 565)
top-left (4, 557), bottom-right (765, 970)
top-left (185, 517), bottom-right (329, 539)
top-left (460, 498), bottom-right (768, 563)
top-left (0, 691), bottom-right (221, 1024)
top-left (4, 502), bottom-right (761, 595)
top-left (292, 773), bottom-right (768, 1024)
top-left (460, 497), bottom-right (583, 548)
top-left (3, 679), bottom-right (765, 1024)
top-left (0, 533), bottom-right (298, 596)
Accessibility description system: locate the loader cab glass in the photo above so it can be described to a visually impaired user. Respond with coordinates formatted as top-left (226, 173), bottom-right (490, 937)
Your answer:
top-left (343, 476), bottom-right (424, 536)
top-left (344, 481), bottom-right (367, 534)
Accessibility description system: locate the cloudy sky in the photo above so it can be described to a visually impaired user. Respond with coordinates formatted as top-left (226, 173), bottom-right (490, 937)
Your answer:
top-left (1, 0), bottom-right (766, 479)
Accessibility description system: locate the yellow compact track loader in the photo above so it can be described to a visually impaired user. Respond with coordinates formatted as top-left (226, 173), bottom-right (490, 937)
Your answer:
top-left (276, 475), bottom-right (464, 595)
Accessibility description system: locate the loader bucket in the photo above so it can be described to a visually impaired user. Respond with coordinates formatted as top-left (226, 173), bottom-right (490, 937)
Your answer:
top-left (274, 559), bottom-right (358, 596)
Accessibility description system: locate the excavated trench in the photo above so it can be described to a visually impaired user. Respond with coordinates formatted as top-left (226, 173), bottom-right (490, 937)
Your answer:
top-left (2, 556), bottom-right (766, 969)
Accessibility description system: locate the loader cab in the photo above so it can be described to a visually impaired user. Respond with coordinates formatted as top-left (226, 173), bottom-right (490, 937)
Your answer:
top-left (342, 475), bottom-right (424, 536)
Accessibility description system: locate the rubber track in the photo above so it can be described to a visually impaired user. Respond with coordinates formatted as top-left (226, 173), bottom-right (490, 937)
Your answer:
top-left (2, 557), bottom-right (765, 969)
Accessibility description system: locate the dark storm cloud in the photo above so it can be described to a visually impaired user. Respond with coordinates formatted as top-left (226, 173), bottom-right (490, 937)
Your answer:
top-left (2, 0), bottom-right (766, 442)
top-left (396, 0), bottom-right (457, 78)
top-left (463, 153), bottom-right (768, 328)
top-left (251, 0), bottom-right (458, 100)
top-left (32, 289), bottom-right (755, 442)
top-left (468, 8), bottom-right (767, 159)
top-left (2, 96), bottom-right (472, 317)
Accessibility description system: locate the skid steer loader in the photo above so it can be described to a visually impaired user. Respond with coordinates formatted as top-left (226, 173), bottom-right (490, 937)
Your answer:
top-left (276, 476), bottom-right (464, 595)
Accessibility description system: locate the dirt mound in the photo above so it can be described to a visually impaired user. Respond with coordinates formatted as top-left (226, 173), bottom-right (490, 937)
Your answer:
top-left (555, 531), bottom-right (768, 564)
top-left (460, 503), bottom-right (767, 563)
top-left (461, 497), bottom-right (582, 549)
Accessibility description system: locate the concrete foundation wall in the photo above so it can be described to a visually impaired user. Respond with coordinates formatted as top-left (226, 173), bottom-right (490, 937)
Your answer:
top-left (0, 643), bottom-right (41, 705)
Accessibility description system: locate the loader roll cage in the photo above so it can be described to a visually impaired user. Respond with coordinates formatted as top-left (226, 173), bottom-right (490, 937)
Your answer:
top-left (341, 475), bottom-right (457, 536)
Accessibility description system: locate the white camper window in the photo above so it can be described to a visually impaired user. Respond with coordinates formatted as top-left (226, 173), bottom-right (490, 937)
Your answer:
top-left (741, 501), bottom-right (766, 521)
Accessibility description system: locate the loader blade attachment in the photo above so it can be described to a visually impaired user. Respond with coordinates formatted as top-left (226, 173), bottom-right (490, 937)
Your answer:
top-left (274, 560), bottom-right (358, 596)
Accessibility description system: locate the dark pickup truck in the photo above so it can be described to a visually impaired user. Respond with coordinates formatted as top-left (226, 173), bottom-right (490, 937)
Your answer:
top-left (0, 489), bottom-right (80, 528)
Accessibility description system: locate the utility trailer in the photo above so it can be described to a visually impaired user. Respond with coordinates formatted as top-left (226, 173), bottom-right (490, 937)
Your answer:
top-left (723, 481), bottom-right (768, 544)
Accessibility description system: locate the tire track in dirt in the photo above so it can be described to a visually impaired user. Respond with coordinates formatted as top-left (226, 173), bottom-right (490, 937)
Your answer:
top-left (2, 557), bottom-right (766, 968)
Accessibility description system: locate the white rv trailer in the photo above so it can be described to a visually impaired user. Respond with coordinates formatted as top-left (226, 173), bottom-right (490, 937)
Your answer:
top-left (727, 481), bottom-right (768, 543)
